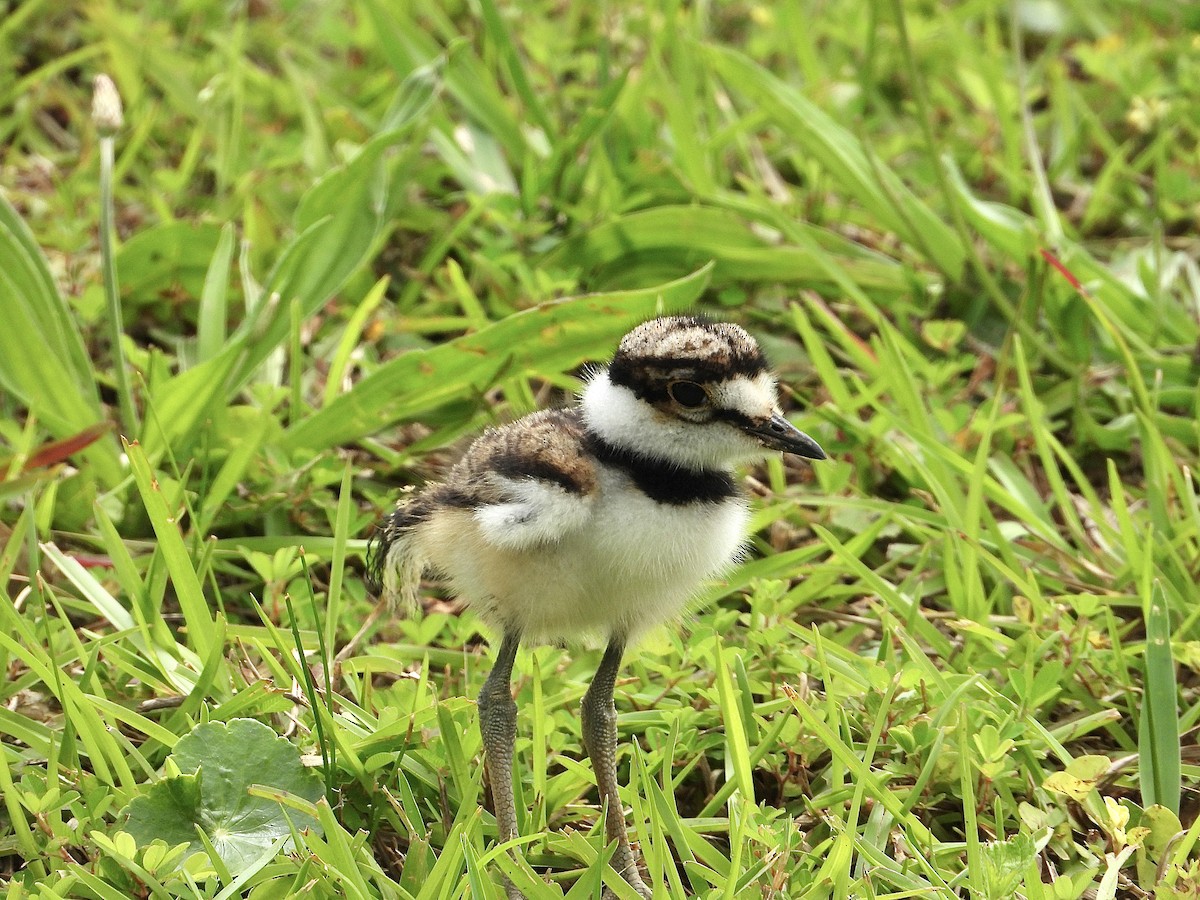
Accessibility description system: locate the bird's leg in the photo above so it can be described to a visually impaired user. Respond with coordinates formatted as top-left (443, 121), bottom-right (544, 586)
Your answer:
top-left (580, 638), bottom-right (652, 899)
top-left (478, 631), bottom-right (523, 900)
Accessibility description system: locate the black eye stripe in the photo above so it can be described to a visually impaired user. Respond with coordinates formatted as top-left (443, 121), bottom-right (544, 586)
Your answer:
top-left (609, 369), bottom-right (746, 405)
top-left (608, 357), bottom-right (767, 393)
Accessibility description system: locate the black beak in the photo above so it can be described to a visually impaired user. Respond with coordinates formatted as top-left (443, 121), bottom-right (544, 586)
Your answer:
top-left (744, 414), bottom-right (826, 460)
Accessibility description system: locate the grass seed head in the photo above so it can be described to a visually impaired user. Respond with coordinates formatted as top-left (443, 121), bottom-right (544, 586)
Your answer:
top-left (91, 74), bottom-right (124, 135)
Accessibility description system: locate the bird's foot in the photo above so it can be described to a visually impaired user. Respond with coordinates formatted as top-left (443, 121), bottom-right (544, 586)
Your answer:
top-left (601, 881), bottom-right (652, 900)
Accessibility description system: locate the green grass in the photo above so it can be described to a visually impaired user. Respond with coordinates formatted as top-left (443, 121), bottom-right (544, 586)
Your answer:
top-left (2, 0), bottom-right (1200, 897)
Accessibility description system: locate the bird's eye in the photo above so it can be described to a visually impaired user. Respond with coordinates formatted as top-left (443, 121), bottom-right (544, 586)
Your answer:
top-left (668, 381), bottom-right (708, 408)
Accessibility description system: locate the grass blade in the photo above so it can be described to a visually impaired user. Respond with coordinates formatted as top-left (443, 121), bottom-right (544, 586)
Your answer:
top-left (1140, 580), bottom-right (1181, 814)
top-left (124, 439), bottom-right (215, 658)
top-left (713, 637), bottom-right (755, 804)
top-left (196, 222), bottom-right (236, 365)
top-left (0, 194), bottom-right (120, 484)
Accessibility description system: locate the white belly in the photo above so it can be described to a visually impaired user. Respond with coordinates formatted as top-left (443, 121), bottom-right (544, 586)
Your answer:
top-left (559, 474), bottom-right (750, 639)
top-left (420, 470), bottom-right (750, 645)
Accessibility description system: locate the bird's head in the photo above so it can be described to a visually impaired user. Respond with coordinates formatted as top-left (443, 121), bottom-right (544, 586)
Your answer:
top-left (582, 316), bottom-right (826, 470)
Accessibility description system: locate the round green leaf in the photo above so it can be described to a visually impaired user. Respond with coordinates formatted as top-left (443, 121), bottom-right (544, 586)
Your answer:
top-left (122, 719), bottom-right (323, 874)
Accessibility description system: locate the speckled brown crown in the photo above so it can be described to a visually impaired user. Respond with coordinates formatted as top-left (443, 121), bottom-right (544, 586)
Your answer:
top-left (607, 316), bottom-right (768, 396)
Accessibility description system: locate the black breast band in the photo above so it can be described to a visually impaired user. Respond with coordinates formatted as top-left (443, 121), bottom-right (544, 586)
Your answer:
top-left (584, 432), bottom-right (739, 506)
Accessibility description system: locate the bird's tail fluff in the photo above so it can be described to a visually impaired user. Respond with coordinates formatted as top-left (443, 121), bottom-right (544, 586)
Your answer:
top-left (364, 503), bottom-right (428, 610)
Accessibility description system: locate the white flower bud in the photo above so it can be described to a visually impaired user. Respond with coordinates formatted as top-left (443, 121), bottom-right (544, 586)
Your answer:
top-left (92, 74), bottom-right (124, 135)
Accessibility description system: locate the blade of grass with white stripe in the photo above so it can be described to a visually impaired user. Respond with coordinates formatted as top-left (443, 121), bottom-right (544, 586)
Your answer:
top-left (957, 705), bottom-right (984, 896)
top-left (40, 540), bottom-right (202, 696)
top-left (713, 636), bottom-right (755, 805)
top-left (322, 462), bottom-right (354, 659)
top-left (1140, 579), bottom-right (1181, 814)
top-left (283, 584), bottom-right (334, 796)
top-left (195, 222), bottom-right (236, 366)
top-left (322, 275), bottom-right (389, 407)
top-left (92, 502), bottom-right (164, 638)
top-left (2, 629), bottom-right (134, 789)
top-left (124, 438), bottom-right (215, 659)
top-left (528, 651), bottom-right (548, 836)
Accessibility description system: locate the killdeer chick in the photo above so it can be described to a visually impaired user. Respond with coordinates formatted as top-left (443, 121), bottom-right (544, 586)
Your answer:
top-left (366, 316), bottom-right (825, 898)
